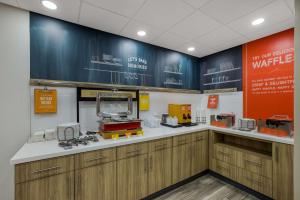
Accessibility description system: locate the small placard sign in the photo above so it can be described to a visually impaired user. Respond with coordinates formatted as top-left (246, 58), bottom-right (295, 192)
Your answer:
top-left (207, 95), bottom-right (219, 109)
top-left (139, 93), bottom-right (150, 111)
top-left (34, 89), bottom-right (57, 113)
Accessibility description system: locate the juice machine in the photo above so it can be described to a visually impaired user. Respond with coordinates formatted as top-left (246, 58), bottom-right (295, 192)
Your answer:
top-left (168, 104), bottom-right (192, 124)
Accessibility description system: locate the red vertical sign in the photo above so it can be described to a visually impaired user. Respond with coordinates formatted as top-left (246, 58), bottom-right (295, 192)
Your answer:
top-left (243, 29), bottom-right (294, 120)
top-left (207, 95), bottom-right (219, 109)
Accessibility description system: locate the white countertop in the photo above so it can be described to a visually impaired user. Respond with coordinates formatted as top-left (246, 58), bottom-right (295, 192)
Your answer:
top-left (10, 125), bottom-right (294, 165)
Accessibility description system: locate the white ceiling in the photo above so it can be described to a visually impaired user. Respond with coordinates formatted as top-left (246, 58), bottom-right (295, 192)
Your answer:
top-left (1, 0), bottom-right (295, 58)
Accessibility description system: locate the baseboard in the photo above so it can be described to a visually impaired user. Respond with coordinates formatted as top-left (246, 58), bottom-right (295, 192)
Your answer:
top-left (142, 170), bottom-right (209, 200)
top-left (142, 170), bottom-right (273, 200)
top-left (209, 170), bottom-right (273, 200)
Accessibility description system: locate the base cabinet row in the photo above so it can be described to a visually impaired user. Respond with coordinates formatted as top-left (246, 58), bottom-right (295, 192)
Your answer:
top-left (15, 131), bottom-right (208, 200)
top-left (15, 130), bottom-right (293, 200)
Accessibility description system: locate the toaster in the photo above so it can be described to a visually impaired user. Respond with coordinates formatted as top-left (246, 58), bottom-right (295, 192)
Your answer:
top-left (57, 122), bottom-right (80, 141)
top-left (210, 113), bottom-right (235, 128)
top-left (238, 118), bottom-right (256, 131)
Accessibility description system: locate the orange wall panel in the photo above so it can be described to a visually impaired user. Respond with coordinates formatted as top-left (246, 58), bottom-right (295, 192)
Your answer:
top-left (243, 29), bottom-right (294, 120)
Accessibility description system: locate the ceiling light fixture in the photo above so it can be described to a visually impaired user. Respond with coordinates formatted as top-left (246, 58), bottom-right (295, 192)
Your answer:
top-left (187, 47), bottom-right (195, 52)
top-left (251, 18), bottom-right (264, 26)
top-left (137, 30), bottom-right (146, 37)
top-left (41, 0), bottom-right (57, 10)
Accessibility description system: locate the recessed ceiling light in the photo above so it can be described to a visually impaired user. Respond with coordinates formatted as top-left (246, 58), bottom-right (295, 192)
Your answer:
top-left (187, 47), bottom-right (195, 52)
top-left (251, 18), bottom-right (264, 26)
top-left (41, 0), bottom-right (57, 10)
top-left (137, 30), bottom-right (146, 37)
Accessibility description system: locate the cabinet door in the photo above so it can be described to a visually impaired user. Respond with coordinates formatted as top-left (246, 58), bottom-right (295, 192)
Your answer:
top-left (172, 144), bottom-right (191, 183)
top-left (117, 154), bottom-right (148, 200)
top-left (191, 133), bottom-right (208, 176)
top-left (15, 172), bottom-right (74, 200)
top-left (273, 143), bottom-right (293, 200)
top-left (75, 162), bottom-right (116, 200)
top-left (148, 148), bottom-right (172, 194)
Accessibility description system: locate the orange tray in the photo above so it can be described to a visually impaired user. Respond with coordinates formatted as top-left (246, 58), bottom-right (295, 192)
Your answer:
top-left (99, 128), bottom-right (143, 139)
top-left (259, 127), bottom-right (289, 137)
top-left (211, 121), bottom-right (228, 128)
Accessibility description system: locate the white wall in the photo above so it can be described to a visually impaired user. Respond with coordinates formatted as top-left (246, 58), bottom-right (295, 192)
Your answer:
top-left (294, 0), bottom-right (299, 199)
top-left (30, 89), bottom-right (243, 133)
top-left (31, 87), bottom-right (77, 134)
top-left (0, 4), bottom-right (30, 200)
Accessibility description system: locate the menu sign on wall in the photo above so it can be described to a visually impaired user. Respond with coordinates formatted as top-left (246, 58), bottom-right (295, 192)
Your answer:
top-left (34, 89), bottom-right (57, 113)
top-left (30, 13), bottom-right (200, 90)
top-left (243, 29), bottom-right (294, 120)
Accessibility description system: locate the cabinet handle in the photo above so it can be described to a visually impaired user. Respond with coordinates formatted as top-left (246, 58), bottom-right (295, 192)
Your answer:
top-left (244, 159), bottom-right (262, 167)
top-left (150, 156), bottom-right (153, 171)
top-left (144, 158), bottom-right (148, 173)
top-left (275, 145), bottom-right (279, 162)
top-left (32, 166), bottom-right (61, 174)
top-left (195, 136), bottom-right (205, 141)
top-left (126, 149), bottom-right (141, 155)
top-left (178, 139), bottom-right (187, 145)
top-left (155, 144), bottom-right (167, 150)
top-left (85, 156), bottom-right (106, 162)
top-left (217, 151), bottom-right (231, 157)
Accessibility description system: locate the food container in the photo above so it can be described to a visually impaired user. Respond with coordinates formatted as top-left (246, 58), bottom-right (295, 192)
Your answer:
top-left (211, 113), bottom-right (235, 128)
top-left (258, 115), bottom-right (293, 137)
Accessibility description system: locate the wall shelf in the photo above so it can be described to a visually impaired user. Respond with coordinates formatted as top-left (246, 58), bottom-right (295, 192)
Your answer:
top-left (91, 60), bottom-right (123, 67)
top-left (204, 67), bottom-right (241, 76)
top-left (203, 79), bottom-right (241, 86)
top-left (164, 71), bottom-right (183, 75)
top-left (164, 82), bottom-right (183, 86)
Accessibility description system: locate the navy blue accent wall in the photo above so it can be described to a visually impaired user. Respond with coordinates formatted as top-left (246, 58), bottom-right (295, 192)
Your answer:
top-left (200, 46), bottom-right (242, 92)
top-left (30, 13), bottom-right (200, 90)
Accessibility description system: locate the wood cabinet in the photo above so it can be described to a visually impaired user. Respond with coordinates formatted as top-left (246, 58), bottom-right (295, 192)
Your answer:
top-left (14, 130), bottom-right (294, 200)
top-left (15, 155), bottom-right (75, 200)
top-left (75, 148), bottom-right (117, 200)
top-left (148, 138), bottom-right (172, 195)
top-left (190, 131), bottom-right (208, 176)
top-left (172, 134), bottom-right (192, 183)
top-left (272, 142), bottom-right (294, 200)
top-left (116, 142), bottom-right (149, 200)
top-left (237, 167), bottom-right (272, 197)
top-left (209, 131), bottom-right (295, 199)
top-left (15, 172), bottom-right (74, 200)
top-left (15, 155), bottom-right (74, 184)
top-left (117, 154), bottom-right (148, 200)
top-left (75, 161), bottom-right (116, 200)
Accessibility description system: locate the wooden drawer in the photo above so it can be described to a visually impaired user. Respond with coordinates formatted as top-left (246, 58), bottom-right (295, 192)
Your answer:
top-left (211, 158), bottom-right (236, 180)
top-left (149, 138), bottom-right (172, 152)
top-left (15, 155), bottom-right (74, 183)
top-left (191, 131), bottom-right (208, 142)
top-left (237, 168), bottom-right (272, 197)
top-left (117, 142), bottom-right (148, 159)
top-left (173, 134), bottom-right (191, 147)
top-left (75, 148), bottom-right (116, 169)
top-left (237, 152), bottom-right (272, 179)
top-left (213, 144), bottom-right (237, 165)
